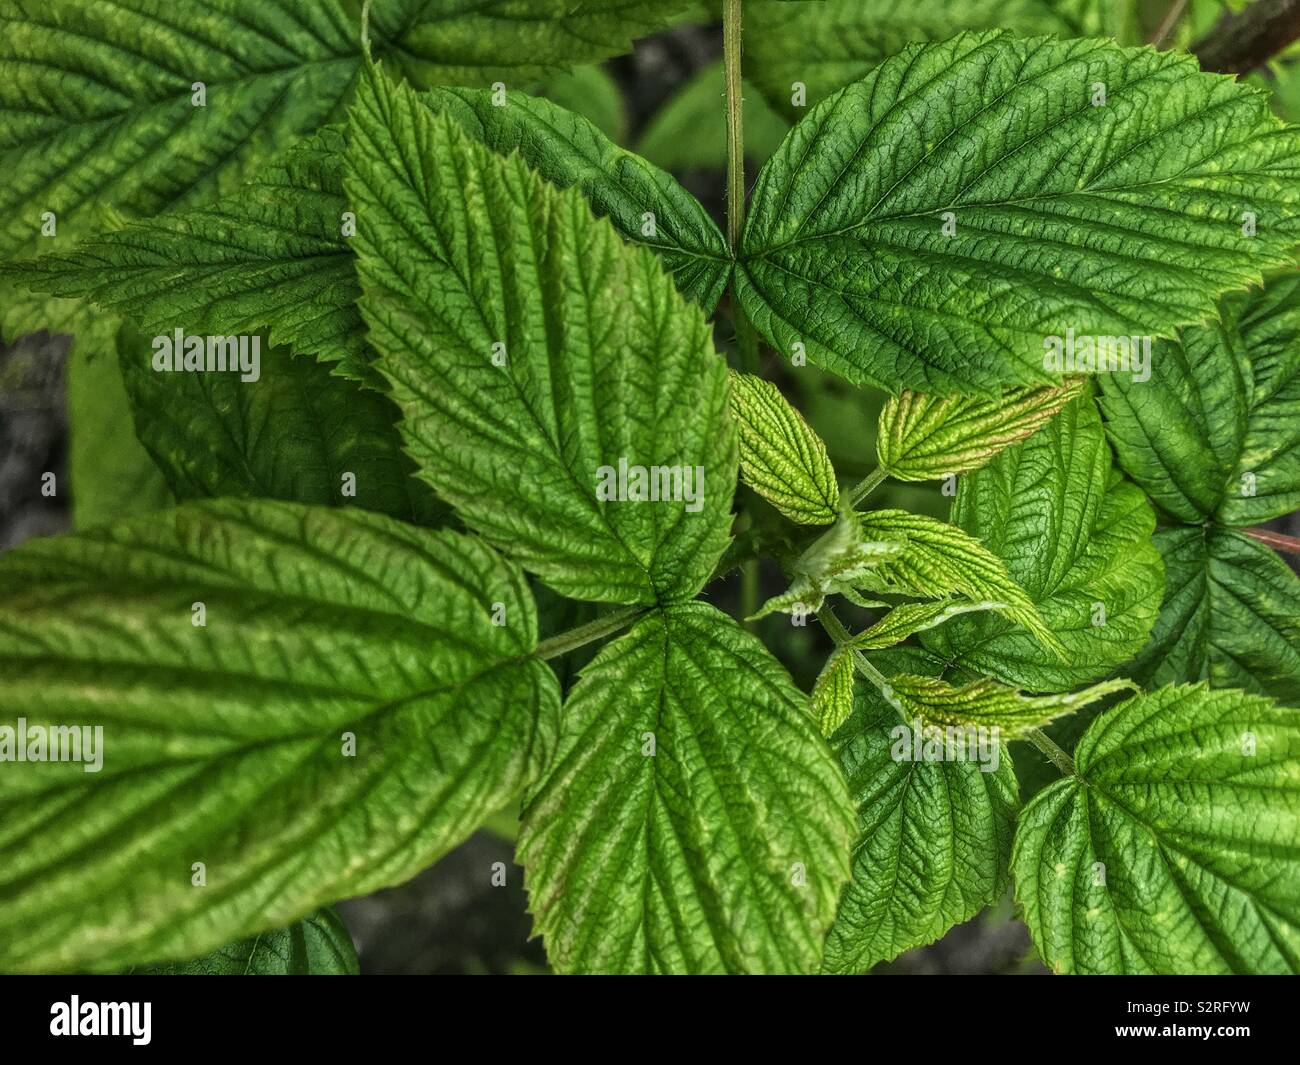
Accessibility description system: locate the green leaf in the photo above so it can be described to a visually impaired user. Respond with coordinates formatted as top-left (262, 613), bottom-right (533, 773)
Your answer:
top-left (752, 506), bottom-right (902, 619)
top-left (419, 85), bottom-right (731, 309)
top-left (745, 0), bottom-right (1076, 119)
top-left (1126, 526), bottom-right (1300, 704)
top-left (346, 62), bottom-right (737, 604)
top-left (133, 909), bottom-right (358, 975)
top-left (113, 321), bottom-right (441, 524)
top-left (0, 0), bottom-right (687, 265)
top-left (811, 647), bottom-right (856, 736)
top-left (66, 340), bottom-right (172, 529)
top-left (729, 371), bottom-right (839, 524)
top-left (0, 501), bottom-right (560, 972)
top-left (4, 128), bottom-right (372, 383)
top-left (1013, 684), bottom-right (1300, 974)
top-left (536, 65), bottom-right (626, 144)
top-left (518, 602), bottom-right (856, 974)
top-left (848, 598), bottom-right (1007, 651)
top-left (876, 380), bottom-right (1083, 482)
top-left (922, 393), bottom-right (1163, 691)
top-left (738, 32), bottom-right (1300, 393)
top-left (637, 59), bottom-right (790, 172)
top-left (880, 673), bottom-right (1135, 737)
top-left (856, 509), bottom-right (1061, 653)
top-left (823, 647), bottom-right (1019, 973)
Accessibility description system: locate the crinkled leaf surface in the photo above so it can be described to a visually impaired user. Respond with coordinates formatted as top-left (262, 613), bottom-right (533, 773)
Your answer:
top-left (1013, 684), bottom-right (1300, 974)
top-left (811, 647), bottom-right (856, 737)
top-left (421, 86), bottom-right (731, 309)
top-left (1126, 526), bottom-right (1300, 704)
top-left (823, 648), bottom-right (1018, 973)
top-left (519, 602), bottom-right (856, 974)
top-left (729, 371), bottom-right (839, 524)
top-left (738, 33), bottom-right (1300, 393)
top-left (0, 501), bottom-right (559, 972)
top-left (346, 63), bottom-right (736, 604)
top-left (133, 908), bottom-right (358, 975)
top-left (922, 394), bottom-right (1163, 691)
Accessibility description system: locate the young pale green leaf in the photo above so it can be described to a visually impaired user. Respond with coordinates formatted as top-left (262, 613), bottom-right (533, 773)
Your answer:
top-left (811, 648), bottom-right (856, 736)
top-left (848, 599), bottom-right (1006, 651)
top-left (1098, 273), bottom-right (1300, 526)
top-left (823, 647), bottom-right (1019, 973)
top-left (346, 62), bottom-right (736, 604)
top-left (0, 501), bottom-right (560, 973)
top-left (132, 909), bottom-right (358, 975)
top-left (66, 339), bottom-right (172, 529)
top-left (856, 509), bottom-right (1061, 654)
top-left (1126, 527), bottom-right (1300, 704)
top-left (876, 380), bottom-right (1083, 482)
top-left (745, 0), bottom-right (1075, 119)
top-left (3, 129), bottom-right (372, 383)
top-left (1013, 684), bottom-right (1300, 974)
top-left (729, 371), bottom-right (839, 524)
top-left (738, 32), bottom-right (1300, 393)
top-left (922, 394), bottom-right (1163, 691)
top-left (881, 673), bottom-right (1136, 737)
top-left (752, 506), bottom-right (902, 619)
top-left (519, 602), bottom-right (856, 974)
top-left (112, 322), bottom-right (441, 525)
top-left (637, 59), bottom-right (790, 173)
top-left (420, 87), bottom-right (731, 309)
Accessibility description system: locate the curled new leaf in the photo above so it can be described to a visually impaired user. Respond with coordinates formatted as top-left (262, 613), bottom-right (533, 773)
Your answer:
top-left (847, 599), bottom-right (1006, 651)
top-left (811, 648), bottom-right (857, 736)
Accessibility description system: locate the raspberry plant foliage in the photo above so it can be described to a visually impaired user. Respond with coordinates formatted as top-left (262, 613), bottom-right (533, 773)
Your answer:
top-left (0, 0), bottom-right (1298, 975)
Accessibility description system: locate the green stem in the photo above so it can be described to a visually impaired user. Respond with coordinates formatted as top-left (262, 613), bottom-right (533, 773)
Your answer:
top-left (817, 605), bottom-right (905, 722)
top-left (741, 559), bottom-right (760, 630)
top-left (723, 0), bottom-right (745, 253)
top-left (535, 606), bottom-right (645, 660)
top-left (1024, 726), bottom-right (1076, 777)
top-left (848, 466), bottom-right (888, 505)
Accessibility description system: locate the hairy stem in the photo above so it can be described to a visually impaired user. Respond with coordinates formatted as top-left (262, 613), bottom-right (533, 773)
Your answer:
top-left (1194, 0), bottom-right (1300, 75)
top-left (848, 466), bottom-right (888, 505)
top-left (535, 605), bottom-right (645, 660)
top-left (1024, 726), bottom-right (1076, 777)
top-left (723, 0), bottom-right (745, 252)
top-left (1242, 526), bottom-right (1300, 555)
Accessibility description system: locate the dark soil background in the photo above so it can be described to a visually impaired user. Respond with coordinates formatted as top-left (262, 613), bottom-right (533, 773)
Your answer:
top-left (2, 22), bottom-right (1296, 976)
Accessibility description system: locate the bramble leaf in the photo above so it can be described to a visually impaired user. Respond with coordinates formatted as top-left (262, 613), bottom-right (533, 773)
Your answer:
top-left (876, 380), bottom-right (1083, 482)
top-left (729, 371), bottom-right (839, 524)
top-left (518, 602), bottom-right (856, 974)
top-left (811, 647), bottom-right (856, 736)
top-left (922, 393), bottom-right (1163, 691)
top-left (823, 647), bottom-right (1019, 973)
top-left (0, 501), bottom-right (560, 972)
top-left (133, 909), bottom-right (358, 975)
top-left (738, 32), bottom-right (1300, 393)
top-left (848, 599), bottom-right (1007, 651)
top-left (346, 62), bottom-right (737, 604)
top-left (1013, 684), bottom-right (1300, 974)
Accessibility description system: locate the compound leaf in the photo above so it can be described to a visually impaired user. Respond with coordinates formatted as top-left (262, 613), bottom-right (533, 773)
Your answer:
top-left (346, 62), bottom-right (736, 604)
top-left (0, 500), bottom-right (560, 973)
top-left (922, 393), bottom-right (1163, 691)
top-left (738, 32), bottom-right (1300, 393)
top-left (729, 371), bottom-right (839, 524)
top-left (519, 602), bottom-right (856, 974)
top-left (1013, 684), bottom-right (1300, 974)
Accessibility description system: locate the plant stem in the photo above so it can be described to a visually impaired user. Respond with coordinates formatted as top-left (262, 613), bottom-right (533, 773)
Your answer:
top-left (741, 559), bottom-right (760, 630)
top-left (535, 605), bottom-right (645, 660)
top-left (848, 466), bottom-right (888, 505)
top-left (723, 0), bottom-right (745, 253)
top-left (1024, 726), bottom-right (1076, 777)
top-left (1242, 526), bottom-right (1300, 556)
top-left (1149, 0), bottom-right (1190, 47)
top-left (817, 605), bottom-right (905, 722)
top-left (1193, 0), bottom-right (1300, 75)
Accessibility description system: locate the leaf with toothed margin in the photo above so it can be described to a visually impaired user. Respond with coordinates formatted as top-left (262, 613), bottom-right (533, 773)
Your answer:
top-left (1013, 683), bottom-right (1300, 974)
top-left (518, 602), bottom-right (857, 974)
top-left (738, 32), bottom-right (1300, 393)
top-left (0, 501), bottom-right (560, 973)
top-left (345, 61), bottom-right (737, 605)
